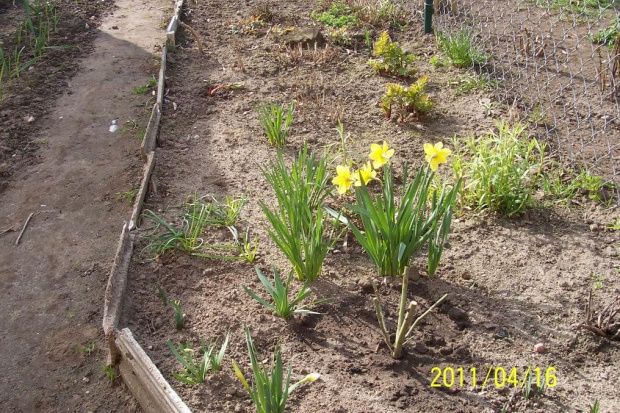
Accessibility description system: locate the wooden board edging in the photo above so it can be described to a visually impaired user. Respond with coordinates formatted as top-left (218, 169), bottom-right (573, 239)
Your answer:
top-left (140, 103), bottom-right (161, 161)
top-left (129, 152), bottom-right (156, 231)
top-left (116, 328), bottom-right (192, 413)
top-left (102, 223), bottom-right (134, 364)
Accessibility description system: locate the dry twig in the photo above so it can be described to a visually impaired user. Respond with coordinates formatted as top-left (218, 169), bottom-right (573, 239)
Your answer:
top-left (15, 212), bottom-right (34, 245)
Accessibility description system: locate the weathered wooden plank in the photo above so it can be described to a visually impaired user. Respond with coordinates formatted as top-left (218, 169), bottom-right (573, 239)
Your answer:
top-left (129, 152), bottom-right (155, 230)
top-left (116, 328), bottom-right (191, 413)
top-left (140, 104), bottom-right (161, 161)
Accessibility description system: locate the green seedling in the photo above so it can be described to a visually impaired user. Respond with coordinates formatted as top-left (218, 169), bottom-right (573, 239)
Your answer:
top-left (311, 2), bottom-right (358, 28)
top-left (168, 341), bottom-right (211, 385)
top-left (187, 194), bottom-right (246, 228)
top-left (228, 226), bottom-right (259, 263)
top-left (257, 102), bottom-right (294, 147)
top-left (172, 300), bottom-right (185, 330)
top-left (133, 76), bottom-right (157, 94)
top-left (116, 189), bottom-right (137, 206)
top-left (451, 73), bottom-right (501, 96)
top-left (244, 266), bottom-right (329, 319)
top-left (155, 283), bottom-right (167, 306)
top-left (75, 342), bottom-right (97, 356)
top-left (206, 332), bottom-right (230, 372)
top-left (591, 19), bottom-right (618, 46)
top-left (103, 364), bottom-right (117, 382)
top-left (590, 399), bottom-right (600, 413)
top-left (232, 327), bottom-right (320, 413)
top-left (368, 31), bottom-right (416, 77)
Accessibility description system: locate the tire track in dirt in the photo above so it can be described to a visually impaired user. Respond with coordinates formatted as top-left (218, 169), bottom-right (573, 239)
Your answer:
top-left (0, 0), bottom-right (168, 411)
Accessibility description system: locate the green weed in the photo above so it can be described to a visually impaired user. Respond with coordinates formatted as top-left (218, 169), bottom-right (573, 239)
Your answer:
top-left (75, 342), bottom-right (97, 356)
top-left (452, 122), bottom-right (546, 216)
top-left (590, 399), bottom-right (600, 413)
top-left (186, 194), bottom-right (247, 228)
top-left (257, 102), bottom-right (293, 147)
top-left (155, 283), bottom-right (168, 306)
top-left (168, 341), bottom-right (210, 385)
top-left (244, 266), bottom-right (329, 319)
top-left (103, 365), bottom-right (117, 382)
top-left (312, 2), bottom-right (358, 28)
top-left (591, 19), bottom-right (619, 46)
top-left (542, 167), bottom-right (614, 205)
top-left (232, 327), bottom-right (320, 413)
top-left (133, 76), bottom-right (157, 94)
top-left (451, 73), bottom-right (501, 96)
top-left (228, 226), bottom-right (259, 263)
top-left (437, 30), bottom-right (489, 68)
top-left (526, 0), bottom-right (615, 17)
top-left (116, 189), bottom-right (137, 206)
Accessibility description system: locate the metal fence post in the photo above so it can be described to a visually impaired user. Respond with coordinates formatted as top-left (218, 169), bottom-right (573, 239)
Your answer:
top-left (424, 0), bottom-right (434, 34)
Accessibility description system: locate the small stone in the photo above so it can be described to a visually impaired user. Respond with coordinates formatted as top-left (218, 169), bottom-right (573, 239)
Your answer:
top-left (461, 271), bottom-right (471, 280)
top-left (234, 403), bottom-right (243, 412)
top-left (600, 371), bottom-right (609, 380)
top-left (439, 346), bottom-right (453, 355)
top-left (153, 317), bottom-right (164, 330)
top-left (82, 377), bottom-right (90, 383)
top-left (589, 223), bottom-right (600, 232)
top-left (534, 343), bottom-right (545, 353)
top-left (203, 267), bottom-right (214, 275)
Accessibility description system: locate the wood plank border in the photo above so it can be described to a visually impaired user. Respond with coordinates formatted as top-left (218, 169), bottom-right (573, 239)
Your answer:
top-left (129, 152), bottom-right (155, 230)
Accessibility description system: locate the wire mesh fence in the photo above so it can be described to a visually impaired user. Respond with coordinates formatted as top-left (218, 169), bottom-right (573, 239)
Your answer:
top-left (421, 0), bottom-right (620, 195)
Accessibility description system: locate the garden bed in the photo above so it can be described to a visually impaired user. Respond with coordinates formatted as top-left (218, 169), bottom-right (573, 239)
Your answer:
top-left (121, 0), bottom-right (620, 412)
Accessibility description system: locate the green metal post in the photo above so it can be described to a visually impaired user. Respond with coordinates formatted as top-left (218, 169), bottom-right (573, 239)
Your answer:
top-left (424, 0), bottom-right (434, 34)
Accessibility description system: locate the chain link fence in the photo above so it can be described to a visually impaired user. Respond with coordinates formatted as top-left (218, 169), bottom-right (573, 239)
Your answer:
top-left (420, 0), bottom-right (620, 193)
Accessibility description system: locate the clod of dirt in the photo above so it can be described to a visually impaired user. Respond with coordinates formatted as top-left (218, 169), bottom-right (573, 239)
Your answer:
top-left (281, 27), bottom-right (324, 47)
top-left (447, 307), bottom-right (468, 322)
top-left (534, 343), bottom-right (545, 353)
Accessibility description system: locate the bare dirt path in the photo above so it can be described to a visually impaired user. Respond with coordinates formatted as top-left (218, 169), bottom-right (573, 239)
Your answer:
top-left (0, 0), bottom-right (167, 411)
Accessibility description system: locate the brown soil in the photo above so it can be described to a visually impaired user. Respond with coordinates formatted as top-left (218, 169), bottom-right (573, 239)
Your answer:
top-left (122, 1), bottom-right (619, 412)
top-left (0, 0), bottom-right (168, 411)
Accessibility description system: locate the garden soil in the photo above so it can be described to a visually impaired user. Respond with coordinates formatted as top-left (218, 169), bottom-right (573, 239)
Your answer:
top-left (0, 0), bottom-right (169, 411)
top-left (120, 1), bottom-right (620, 413)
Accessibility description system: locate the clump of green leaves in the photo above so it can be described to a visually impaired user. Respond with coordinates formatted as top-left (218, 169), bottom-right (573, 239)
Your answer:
top-left (260, 146), bottom-right (336, 282)
top-left (133, 76), bottom-right (157, 94)
top-left (103, 365), bottom-right (117, 382)
top-left (155, 283), bottom-right (168, 306)
top-left (526, 0), bottom-right (614, 18)
top-left (75, 342), bottom-right (97, 357)
top-left (187, 194), bottom-right (247, 228)
top-left (244, 266), bottom-right (328, 319)
top-left (381, 76), bottom-right (434, 121)
top-left (257, 102), bottom-right (294, 147)
top-left (232, 327), bottom-right (320, 413)
top-left (172, 300), bottom-right (185, 330)
top-left (368, 31), bottom-right (416, 77)
top-left (542, 166), bottom-right (614, 205)
top-left (116, 189), bottom-right (137, 206)
top-left (437, 30), bottom-right (489, 68)
top-left (451, 73), bottom-right (501, 96)
top-left (311, 2), bottom-right (358, 28)
top-left (452, 122), bottom-right (546, 216)
top-left (168, 333), bottom-right (230, 384)
top-left (593, 19), bottom-right (619, 46)
top-left (589, 399), bottom-right (600, 413)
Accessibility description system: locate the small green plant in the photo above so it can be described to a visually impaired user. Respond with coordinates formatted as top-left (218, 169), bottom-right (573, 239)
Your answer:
top-left (116, 189), bottom-right (137, 206)
top-left (244, 266), bottom-right (328, 319)
top-left (526, 0), bottom-right (614, 18)
top-left (590, 399), bottom-right (600, 413)
top-left (206, 332), bottom-right (230, 372)
top-left (311, 2), bottom-right (358, 28)
top-left (103, 365), bottom-right (117, 382)
top-left (232, 327), bottom-right (320, 413)
top-left (257, 102), bottom-right (294, 147)
top-left (437, 30), bottom-right (489, 68)
top-left (591, 19), bottom-right (618, 46)
top-left (429, 55), bottom-right (445, 68)
top-left (327, 27), bottom-right (353, 46)
top-left (155, 283), bottom-right (168, 306)
top-left (327, 141), bottom-right (459, 359)
top-left (380, 76), bottom-right (434, 121)
top-left (172, 300), bottom-right (185, 330)
top-left (367, 31), bottom-right (416, 77)
top-left (365, 29), bottom-right (373, 52)
top-left (452, 122), bottom-right (546, 216)
top-left (75, 342), bottom-right (97, 356)
top-left (590, 273), bottom-right (604, 290)
top-left (168, 341), bottom-right (210, 385)
top-left (228, 226), bottom-right (259, 263)
top-left (260, 146), bottom-right (336, 282)
top-left (133, 76), bottom-right (158, 94)
top-left (187, 194), bottom-right (247, 228)
top-left (451, 73), bottom-right (500, 96)
top-left (542, 166), bottom-right (614, 205)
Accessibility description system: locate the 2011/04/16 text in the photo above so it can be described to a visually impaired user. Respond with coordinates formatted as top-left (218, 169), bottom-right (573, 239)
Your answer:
top-left (430, 366), bottom-right (557, 390)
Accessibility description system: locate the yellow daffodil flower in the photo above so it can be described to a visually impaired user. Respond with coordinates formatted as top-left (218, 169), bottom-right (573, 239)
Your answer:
top-left (369, 141), bottom-right (395, 169)
top-left (354, 162), bottom-right (377, 186)
top-left (423, 142), bottom-right (451, 171)
top-left (332, 165), bottom-right (356, 195)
